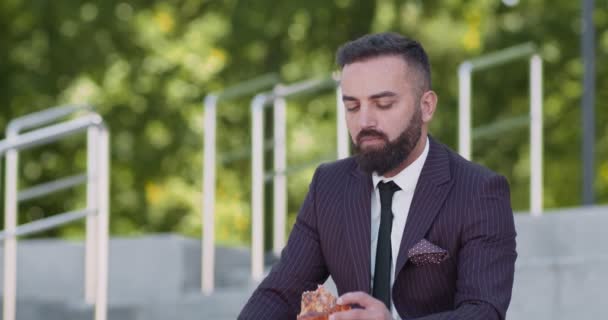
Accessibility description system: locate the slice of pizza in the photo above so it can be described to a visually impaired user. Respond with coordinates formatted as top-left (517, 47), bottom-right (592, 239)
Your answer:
top-left (297, 285), bottom-right (351, 320)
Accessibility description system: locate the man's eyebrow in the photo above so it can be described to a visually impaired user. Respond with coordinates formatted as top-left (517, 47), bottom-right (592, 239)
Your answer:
top-left (342, 91), bottom-right (397, 102)
top-left (342, 95), bottom-right (358, 102)
top-left (369, 91), bottom-right (397, 100)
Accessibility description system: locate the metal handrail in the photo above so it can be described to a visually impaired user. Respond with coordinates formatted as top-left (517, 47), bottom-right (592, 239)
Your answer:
top-left (1, 108), bottom-right (110, 320)
top-left (458, 44), bottom-right (543, 216)
top-left (0, 113), bottom-right (103, 153)
top-left (250, 76), bottom-right (350, 282)
top-left (462, 42), bottom-right (536, 71)
top-left (6, 104), bottom-right (93, 135)
top-left (18, 174), bottom-right (89, 202)
top-left (202, 74), bottom-right (279, 295)
top-left (0, 208), bottom-right (94, 240)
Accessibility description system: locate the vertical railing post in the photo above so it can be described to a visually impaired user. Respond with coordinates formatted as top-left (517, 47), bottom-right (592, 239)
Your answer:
top-left (336, 87), bottom-right (350, 159)
top-left (202, 94), bottom-right (218, 295)
top-left (95, 125), bottom-right (110, 320)
top-left (530, 55), bottom-right (543, 216)
top-left (85, 127), bottom-right (99, 304)
top-left (3, 141), bottom-right (18, 320)
top-left (581, 0), bottom-right (596, 206)
top-left (251, 95), bottom-right (267, 282)
top-left (458, 62), bottom-right (473, 161)
top-left (272, 87), bottom-right (287, 257)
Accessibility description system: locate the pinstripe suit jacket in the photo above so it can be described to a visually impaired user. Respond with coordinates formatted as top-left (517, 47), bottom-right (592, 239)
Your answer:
top-left (239, 136), bottom-right (517, 319)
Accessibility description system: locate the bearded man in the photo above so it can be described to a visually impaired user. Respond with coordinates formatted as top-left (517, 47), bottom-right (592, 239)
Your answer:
top-left (239, 32), bottom-right (517, 320)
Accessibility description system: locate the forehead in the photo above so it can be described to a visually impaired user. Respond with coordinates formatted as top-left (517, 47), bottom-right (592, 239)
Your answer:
top-left (340, 55), bottom-right (414, 97)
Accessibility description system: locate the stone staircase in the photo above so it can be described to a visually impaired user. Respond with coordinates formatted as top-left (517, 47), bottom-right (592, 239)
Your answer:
top-left (0, 205), bottom-right (606, 319)
top-left (0, 235), bottom-right (259, 320)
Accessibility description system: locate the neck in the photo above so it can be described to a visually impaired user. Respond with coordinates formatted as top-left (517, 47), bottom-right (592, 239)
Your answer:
top-left (381, 133), bottom-right (427, 178)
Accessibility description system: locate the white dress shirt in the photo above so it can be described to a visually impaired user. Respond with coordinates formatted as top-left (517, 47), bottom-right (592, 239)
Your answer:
top-left (370, 137), bottom-right (429, 320)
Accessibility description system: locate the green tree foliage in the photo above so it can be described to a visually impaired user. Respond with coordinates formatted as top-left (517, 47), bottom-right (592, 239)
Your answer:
top-left (0, 0), bottom-right (606, 245)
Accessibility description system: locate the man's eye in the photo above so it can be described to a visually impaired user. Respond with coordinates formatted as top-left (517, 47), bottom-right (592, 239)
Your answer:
top-left (346, 105), bottom-right (359, 112)
top-left (377, 103), bottom-right (392, 109)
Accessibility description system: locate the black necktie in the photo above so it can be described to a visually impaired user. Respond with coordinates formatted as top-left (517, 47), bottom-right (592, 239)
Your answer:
top-left (372, 180), bottom-right (401, 309)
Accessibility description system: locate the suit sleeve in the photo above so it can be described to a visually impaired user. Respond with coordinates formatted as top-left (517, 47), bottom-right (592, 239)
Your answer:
top-left (238, 165), bottom-right (330, 319)
top-left (409, 174), bottom-right (517, 320)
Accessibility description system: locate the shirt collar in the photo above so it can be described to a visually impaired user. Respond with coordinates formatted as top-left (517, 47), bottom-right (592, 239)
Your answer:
top-left (372, 136), bottom-right (430, 192)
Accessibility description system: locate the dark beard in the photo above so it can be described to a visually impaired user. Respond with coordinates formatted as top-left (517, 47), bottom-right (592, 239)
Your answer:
top-left (354, 107), bottom-right (422, 176)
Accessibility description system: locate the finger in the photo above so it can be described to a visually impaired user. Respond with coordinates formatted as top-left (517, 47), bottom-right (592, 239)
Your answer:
top-left (329, 308), bottom-right (369, 320)
top-left (337, 291), bottom-right (382, 308)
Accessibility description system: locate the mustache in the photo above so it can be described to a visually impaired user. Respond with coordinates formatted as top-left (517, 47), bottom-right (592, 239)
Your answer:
top-left (356, 129), bottom-right (388, 144)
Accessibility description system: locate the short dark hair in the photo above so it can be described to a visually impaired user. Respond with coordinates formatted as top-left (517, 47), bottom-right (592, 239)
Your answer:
top-left (336, 32), bottom-right (432, 91)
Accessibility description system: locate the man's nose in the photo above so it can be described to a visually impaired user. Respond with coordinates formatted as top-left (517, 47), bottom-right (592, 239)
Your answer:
top-left (359, 105), bottom-right (378, 128)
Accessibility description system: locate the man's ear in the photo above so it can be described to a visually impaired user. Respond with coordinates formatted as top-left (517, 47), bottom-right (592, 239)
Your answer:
top-left (420, 90), bottom-right (438, 123)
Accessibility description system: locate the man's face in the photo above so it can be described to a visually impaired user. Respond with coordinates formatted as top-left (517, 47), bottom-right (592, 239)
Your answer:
top-left (340, 55), bottom-right (426, 175)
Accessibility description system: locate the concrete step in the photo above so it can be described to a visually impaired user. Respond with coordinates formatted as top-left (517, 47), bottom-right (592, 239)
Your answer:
top-left (515, 205), bottom-right (608, 258)
top-left (0, 298), bottom-right (137, 320)
top-left (137, 288), bottom-right (256, 320)
top-left (0, 234), bottom-right (269, 304)
top-left (510, 254), bottom-right (608, 320)
top-left (0, 286), bottom-right (255, 320)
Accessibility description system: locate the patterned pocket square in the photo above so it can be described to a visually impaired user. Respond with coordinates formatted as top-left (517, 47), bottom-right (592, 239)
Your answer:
top-left (407, 239), bottom-right (449, 266)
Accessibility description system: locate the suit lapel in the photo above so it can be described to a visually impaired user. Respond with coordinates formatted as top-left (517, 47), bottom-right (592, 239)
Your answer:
top-left (395, 137), bottom-right (454, 275)
top-left (345, 165), bottom-right (373, 293)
